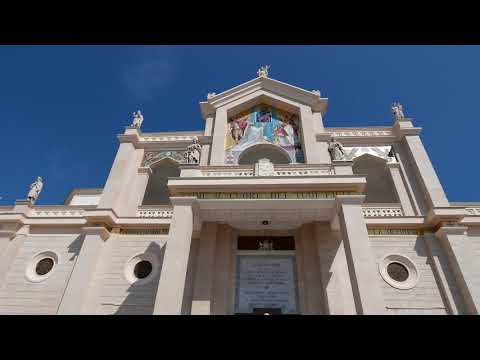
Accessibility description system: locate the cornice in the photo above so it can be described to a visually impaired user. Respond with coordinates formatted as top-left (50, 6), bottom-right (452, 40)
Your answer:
top-left (200, 76), bottom-right (328, 119)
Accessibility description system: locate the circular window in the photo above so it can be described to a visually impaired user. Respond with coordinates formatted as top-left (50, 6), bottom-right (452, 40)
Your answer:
top-left (35, 258), bottom-right (55, 276)
top-left (26, 251), bottom-right (59, 283)
top-left (379, 254), bottom-right (419, 290)
top-left (387, 262), bottom-right (409, 282)
top-left (124, 253), bottom-right (159, 285)
top-left (134, 260), bottom-right (153, 279)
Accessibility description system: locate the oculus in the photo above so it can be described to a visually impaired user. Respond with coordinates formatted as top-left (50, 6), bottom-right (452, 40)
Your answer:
top-left (25, 251), bottom-right (58, 283)
top-left (124, 252), bottom-right (160, 285)
top-left (379, 254), bottom-right (419, 290)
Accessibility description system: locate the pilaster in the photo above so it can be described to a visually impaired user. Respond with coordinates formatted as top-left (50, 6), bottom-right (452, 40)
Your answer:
top-left (0, 225), bottom-right (29, 288)
top-left (386, 162), bottom-right (415, 216)
top-left (191, 222), bottom-right (218, 315)
top-left (435, 226), bottom-right (480, 314)
top-left (57, 226), bottom-right (110, 314)
top-left (335, 195), bottom-right (386, 314)
top-left (153, 197), bottom-right (197, 314)
top-left (210, 108), bottom-right (227, 165)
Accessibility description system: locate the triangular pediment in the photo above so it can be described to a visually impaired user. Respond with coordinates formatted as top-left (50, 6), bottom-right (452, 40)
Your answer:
top-left (200, 76), bottom-right (328, 118)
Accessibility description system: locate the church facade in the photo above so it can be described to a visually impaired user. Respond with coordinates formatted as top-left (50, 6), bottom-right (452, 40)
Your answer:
top-left (1, 69), bottom-right (479, 315)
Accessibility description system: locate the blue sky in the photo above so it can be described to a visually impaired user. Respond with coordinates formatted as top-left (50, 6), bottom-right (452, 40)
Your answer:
top-left (0, 45), bottom-right (478, 205)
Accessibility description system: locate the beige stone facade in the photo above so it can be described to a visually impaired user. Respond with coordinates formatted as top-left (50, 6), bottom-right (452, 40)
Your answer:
top-left (1, 73), bottom-right (479, 315)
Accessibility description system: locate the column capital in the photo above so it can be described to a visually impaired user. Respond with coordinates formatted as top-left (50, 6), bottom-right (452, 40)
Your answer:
top-left (435, 225), bottom-right (468, 238)
top-left (137, 166), bottom-right (152, 175)
top-left (170, 196), bottom-right (198, 207)
top-left (81, 226), bottom-right (111, 241)
top-left (426, 207), bottom-right (465, 226)
top-left (392, 118), bottom-right (422, 140)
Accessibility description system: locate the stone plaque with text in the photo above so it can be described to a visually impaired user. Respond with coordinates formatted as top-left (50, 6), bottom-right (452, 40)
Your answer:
top-left (235, 255), bottom-right (298, 314)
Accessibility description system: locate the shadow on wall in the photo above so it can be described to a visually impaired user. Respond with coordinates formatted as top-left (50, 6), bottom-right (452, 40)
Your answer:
top-left (67, 234), bottom-right (85, 261)
top-left (114, 241), bottom-right (165, 315)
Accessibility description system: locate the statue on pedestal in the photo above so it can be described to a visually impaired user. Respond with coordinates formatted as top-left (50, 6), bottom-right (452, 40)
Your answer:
top-left (328, 137), bottom-right (345, 161)
top-left (184, 136), bottom-right (202, 164)
top-left (312, 90), bottom-right (321, 97)
top-left (257, 65), bottom-right (270, 78)
top-left (391, 102), bottom-right (405, 121)
top-left (27, 176), bottom-right (43, 204)
top-left (131, 110), bottom-right (144, 129)
top-left (207, 92), bottom-right (216, 99)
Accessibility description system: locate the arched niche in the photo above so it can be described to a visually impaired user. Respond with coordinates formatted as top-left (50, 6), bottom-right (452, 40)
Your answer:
top-left (142, 158), bottom-right (180, 206)
top-left (238, 143), bottom-right (291, 165)
top-left (352, 154), bottom-right (398, 203)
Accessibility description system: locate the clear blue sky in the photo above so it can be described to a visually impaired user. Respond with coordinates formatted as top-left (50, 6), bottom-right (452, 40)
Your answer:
top-left (0, 45), bottom-right (478, 205)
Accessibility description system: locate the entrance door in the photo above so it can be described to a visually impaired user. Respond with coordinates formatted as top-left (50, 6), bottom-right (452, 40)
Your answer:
top-left (234, 237), bottom-right (299, 315)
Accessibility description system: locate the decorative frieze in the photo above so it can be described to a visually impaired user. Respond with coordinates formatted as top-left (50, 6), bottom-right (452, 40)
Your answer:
top-left (178, 191), bottom-right (357, 200)
top-left (142, 150), bottom-right (186, 167)
top-left (368, 228), bottom-right (420, 236)
top-left (141, 135), bottom-right (199, 142)
top-left (362, 206), bottom-right (403, 217)
top-left (326, 129), bottom-right (393, 138)
top-left (30, 208), bottom-right (84, 217)
top-left (137, 209), bottom-right (173, 218)
top-left (342, 146), bottom-right (396, 162)
top-left (200, 167), bottom-right (332, 178)
top-left (119, 228), bottom-right (169, 235)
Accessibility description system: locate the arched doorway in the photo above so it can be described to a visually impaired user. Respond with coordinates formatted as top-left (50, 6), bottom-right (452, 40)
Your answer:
top-left (238, 144), bottom-right (291, 165)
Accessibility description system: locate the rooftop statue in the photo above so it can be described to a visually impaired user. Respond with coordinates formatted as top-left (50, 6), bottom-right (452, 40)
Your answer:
top-left (257, 65), bottom-right (270, 78)
top-left (131, 110), bottom-right (144, 129)
top-left (207, 92), bottom-right (216, 99)
top-left (184, 136), bottom-right (202, 164)
top-left (27, 176), bottom-right (43, 204)
top-left (312, 90), bottom-right (321, 96)
top-left (328, 137), bottom-right (345, 161)
top-left (391, 102), bottom-right (405, 121)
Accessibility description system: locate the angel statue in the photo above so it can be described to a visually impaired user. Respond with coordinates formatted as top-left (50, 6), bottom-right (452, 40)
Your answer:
top-left (257, 65), bottom-right (270, 78)
top-left (131, 110), bottom-right (144, 129)
top-left (391, 102), bottom-right (405, 121)
top-left (184, 136), bottom-right (202, 164)
top-left (27, 176), bottom-right (44, 204)
top-left (328, 137), bottom-right (346, 161)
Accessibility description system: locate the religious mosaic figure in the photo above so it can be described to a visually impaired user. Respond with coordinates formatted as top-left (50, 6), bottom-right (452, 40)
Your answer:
top-left (391, 102), bottom-right (405, 121)
top-left (184, 136), bottom-right (202, 164)
top-left (131, 110), bottom-right (144, 128)
top-left (224, 104), bottom-right (304, 165)
top-left (257, 65), bottom-right (270, 78)
top-left (328, 137), bottom-right (345, 161)
top-left (27, 176), bottom-right (43, 204)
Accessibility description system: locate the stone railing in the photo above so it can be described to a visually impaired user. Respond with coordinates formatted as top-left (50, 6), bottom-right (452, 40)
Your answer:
top-left (362, 204), bottom-right (404, 217)
top-left (30, 206), bottom-right (85, 217)
top-left (198, 164), bottom-right (333, 178)
top-left (465, 208), bottom-right (480, 216)
top-left (137, 207), bottom-right (174, 218)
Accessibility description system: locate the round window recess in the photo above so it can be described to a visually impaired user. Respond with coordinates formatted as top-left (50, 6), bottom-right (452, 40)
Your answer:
top-left (124, 253), bottom-right (159, 285)
top-left (379, 254), bottom-right (419, 290)
top-left (25, 251), bottom-right (59, 283)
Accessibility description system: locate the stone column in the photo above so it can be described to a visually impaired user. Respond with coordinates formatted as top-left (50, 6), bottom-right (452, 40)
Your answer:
top-left (153, 197), bottom-right (196, 315)
top-left (315, 223), bottom-right (356, 315)
top-left (211, 224), bottom-right (234, 314)
top-left (57, 226), bottom-right (110, 314)
top-left (0, 225), bottom-right (28, 288)
top-left (122, 167), bottom-right (152, 217)
top-left (191, 222), bottom-right (218, 315)
top-left (336, 195), bottom-right (385, 314)
top-left (402, 134), bottom-right (449, 208)
top-left (300, 105), bottom-right (323, 164)
top-left (200, 116), bottom-right (214, 166)
top-left (435, 226), bottom-right (480, 314)
top-left (298, 223), bottom-right (325, 314)
top-left (386, 162), bottom-right (415, 216)
top-left (313, 112), bottom-right (331, 164)
top-left (98, 128), bottom-right (144, 214)
top-left (210, 108), bottom-right (228, 165)
top-left (423, 232), bottom-right (462, 314)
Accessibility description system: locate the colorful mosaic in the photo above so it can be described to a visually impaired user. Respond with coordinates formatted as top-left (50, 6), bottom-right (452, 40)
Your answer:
top-left (225, 104), bottom-right (304, 165)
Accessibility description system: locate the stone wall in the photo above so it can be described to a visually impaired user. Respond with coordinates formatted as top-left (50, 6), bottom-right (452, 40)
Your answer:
top-left (369, 234), bottom-right (448, 314)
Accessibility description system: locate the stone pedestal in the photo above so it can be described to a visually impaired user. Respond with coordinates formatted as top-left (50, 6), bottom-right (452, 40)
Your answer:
top-left (336, 195), bottom-right (385, 314)
top-left (153, 197), bottom-right (197, 314)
